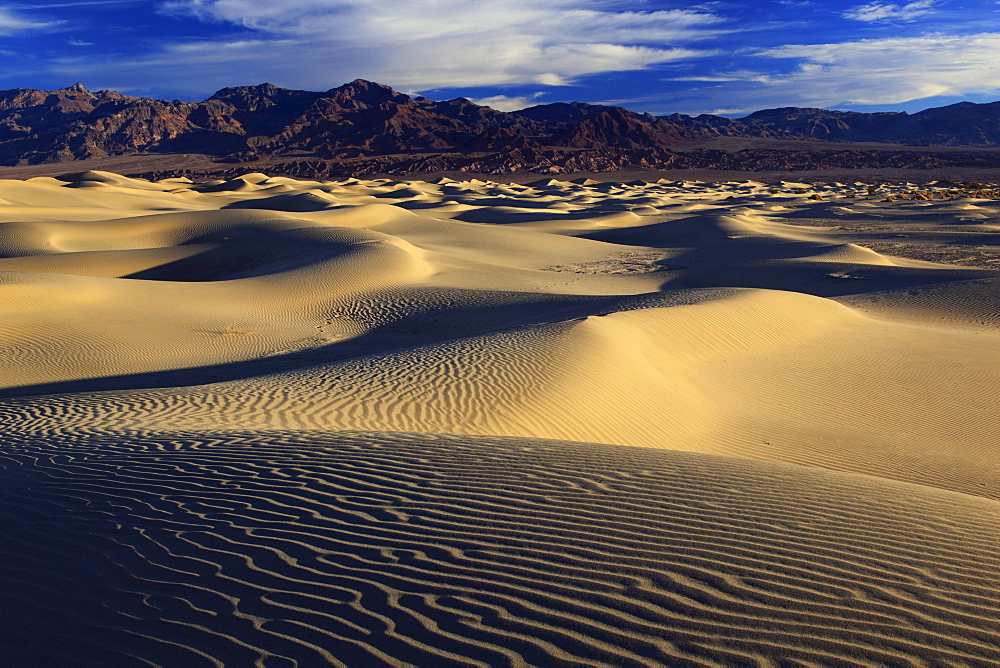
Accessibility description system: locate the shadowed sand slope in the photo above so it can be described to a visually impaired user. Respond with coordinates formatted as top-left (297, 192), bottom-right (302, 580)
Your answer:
top-left (1, 431), bottom-right (997, 667)
top-left (2, 171), bottom-right (1000, 664)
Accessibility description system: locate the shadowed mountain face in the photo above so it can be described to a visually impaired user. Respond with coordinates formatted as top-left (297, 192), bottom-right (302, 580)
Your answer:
top-left (660, 103), bottom-right (1000, 146)
top-left (560, 108), bottom-right (694, 149)
top-left (3, 80), bottom-right (1000, 176)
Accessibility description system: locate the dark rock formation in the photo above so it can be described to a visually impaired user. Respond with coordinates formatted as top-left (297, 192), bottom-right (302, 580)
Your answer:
top-left (3, 79), bottom-right (1000, 177)
top-left (558, 108), bottom-right (696, 149)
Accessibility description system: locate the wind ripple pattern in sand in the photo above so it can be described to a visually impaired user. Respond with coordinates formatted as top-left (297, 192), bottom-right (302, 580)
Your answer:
top-left (1, 430), bottom-right (997, 667)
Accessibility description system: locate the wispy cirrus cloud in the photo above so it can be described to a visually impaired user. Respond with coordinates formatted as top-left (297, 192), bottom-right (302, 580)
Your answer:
top-left (9, 1), bottom-right (142, 7)
top-left (665, 70), bottom-right (775, 84)
top-left (758, 33), bottom-right (1000, 103)
top-left (842, 0), bottom-right (939, 23)
top-left (0, 6), bottom-right (61, 33)
top-left (670, 32), bottom-right (1000, 114)
top-left (163, 0), bottom-right (727, 42)
top-left (152, 0), bottom-right (727, 91)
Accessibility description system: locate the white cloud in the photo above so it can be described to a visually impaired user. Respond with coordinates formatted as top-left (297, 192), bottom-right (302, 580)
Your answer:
top-left (151, 1), bottom-right (725, 91)
top-left (665, 70), bottom-right (775, 84)
top-left (13, 1), bottom-right (142, 6)
top-left (757, 33), bottom-right (1000, 105)
top-left (165, 1), bottom-right (725, 41)
top-left (469, 93), bottom-right (543, 112)
top-left (665, 32), bottom-right (1000, 114)
top-left (0, 7), bottom-right (60, 33)
top-left (842, 0), bottom-right (938, 23)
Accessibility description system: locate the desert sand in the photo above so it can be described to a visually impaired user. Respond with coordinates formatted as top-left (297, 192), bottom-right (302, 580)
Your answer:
top-left (1, 170), bottom-right (998, 665)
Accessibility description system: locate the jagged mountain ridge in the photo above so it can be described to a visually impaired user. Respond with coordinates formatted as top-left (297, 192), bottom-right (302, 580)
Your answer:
top-left (0, 80), bottom-right (533, 164)
top-left (0, 79), bottom-right (568, 165)
top-left (2, 79), bottom-right (1000, 174)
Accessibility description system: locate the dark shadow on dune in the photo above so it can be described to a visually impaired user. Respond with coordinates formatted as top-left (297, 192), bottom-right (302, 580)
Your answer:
top-left (666, 260), bottom-right (992, 297)
top-left (810, 230), bottom-right (1000, 245)
top-left (5, 243), bottom-right (994, 399)
top-left (220, 193), bottom-right (341, 212)
top-left (124, 231), bottom-right (353, 281)
top-left (451, 209), bottom-right (572, 224)
top-left (448, 197), bottom-right (568, 209)
top-left (449, 200), bottom-right (646, 224)
top-left (370, 188), bottom-right (427, 199)
top-left (578, 216), bottom-right (734, 246)
top-left (646, 246), bottom-right (995, 297)
top-left (392, 199), bottom-right (462, 210)
top-left (578, 214), bottom-right (998, 297)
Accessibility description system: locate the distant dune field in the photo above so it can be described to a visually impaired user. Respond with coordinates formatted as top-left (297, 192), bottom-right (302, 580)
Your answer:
top-left (1, 170), bottom-right (998, 665)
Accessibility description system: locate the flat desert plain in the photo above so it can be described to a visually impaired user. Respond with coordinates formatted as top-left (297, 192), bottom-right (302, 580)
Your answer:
top-left (1, 170), bottom-right (998, 666)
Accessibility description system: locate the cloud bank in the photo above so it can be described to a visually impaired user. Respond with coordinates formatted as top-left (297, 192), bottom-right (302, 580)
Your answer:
top-left (155, 0), bottom-right (725, 91)
top-left (757, 32), bottom-right (1000, 106)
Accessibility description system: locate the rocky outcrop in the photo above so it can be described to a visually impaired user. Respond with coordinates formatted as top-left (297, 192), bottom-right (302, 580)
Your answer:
top-left (559, 108), bottom-right (696, 149)
top-left (513, 101), bottom-right (641, 125)
top-left (462, 126), bottom-right (542, 152)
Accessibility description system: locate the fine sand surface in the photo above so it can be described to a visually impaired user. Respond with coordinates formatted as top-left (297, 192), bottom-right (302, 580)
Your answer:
top-left (1, 170), bottom-right (998, 665)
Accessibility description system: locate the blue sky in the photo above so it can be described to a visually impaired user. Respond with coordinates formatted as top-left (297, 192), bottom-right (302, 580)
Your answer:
top-left (3, 0), bottom-right (1000, 116)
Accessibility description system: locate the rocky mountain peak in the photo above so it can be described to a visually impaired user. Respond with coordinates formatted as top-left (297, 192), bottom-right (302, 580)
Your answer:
top-left (562, 107), bottom-right (694, 149)
top-left (515, 100), bottom-right (639, 125)
top-left (324, 79), bottom-right (411, 110)
top-left (210, 83), bottom-right (285, 98)
top-left (60, 82), bottom-right (91, 95)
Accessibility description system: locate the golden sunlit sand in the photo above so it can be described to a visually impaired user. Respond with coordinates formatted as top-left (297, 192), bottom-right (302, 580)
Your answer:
top-left (1, 170), bottom-right (998, 664)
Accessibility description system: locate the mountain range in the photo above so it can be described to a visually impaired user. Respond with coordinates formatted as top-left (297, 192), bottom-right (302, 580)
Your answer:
top-left (4, 79), bottom-right (1000, 177)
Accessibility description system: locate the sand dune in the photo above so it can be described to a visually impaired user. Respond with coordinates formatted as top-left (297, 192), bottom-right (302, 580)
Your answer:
top-left (2, 431), bottom-right (997, 666)
top-left (1, 170), bottom-right (998, 664)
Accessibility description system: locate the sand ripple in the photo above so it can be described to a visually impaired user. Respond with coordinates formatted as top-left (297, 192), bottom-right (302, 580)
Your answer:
top-left (1, 430), bottom-right (997, 666)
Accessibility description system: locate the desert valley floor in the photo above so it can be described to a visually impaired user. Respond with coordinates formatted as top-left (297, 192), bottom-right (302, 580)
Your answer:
top-left (0, 170), bottom-right (998, 666)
